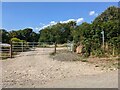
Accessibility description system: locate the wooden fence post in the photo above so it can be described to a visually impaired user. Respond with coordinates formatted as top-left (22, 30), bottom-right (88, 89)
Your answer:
top-left (112, 44), bottom-right (115, 56)
top-left (32, 42), bottom-right (35, 50)
top-left (54, 42), bottom-right (57, 53)
top-left (10, 41), bottom-right (12, 58)
top-left (22, 42), bottom-right (24, 52)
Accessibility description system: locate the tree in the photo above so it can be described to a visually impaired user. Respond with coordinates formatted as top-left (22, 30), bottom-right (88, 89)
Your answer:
top-left (39, 21), bottom-right (76, 44)
top-left (7, 28), bottom-right (39, 42)
top-left (0, 29), bottom-right (10, 43)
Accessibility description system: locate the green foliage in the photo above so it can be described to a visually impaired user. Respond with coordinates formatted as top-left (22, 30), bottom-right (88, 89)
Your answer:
top-left (92, 49), bottom-right (105, 57)
top-left (93, 6), bottom-right (118, 23)
top-left (0, 29), bottom-right (10, 43)
top-left (74, 6), bottom-right (119, 57)
top-left (39, 21), bottom-right (76, 43)
top-left (11, 38), bottom-right (30, 52)
top-left (11, 38), bottom-right (22, 42)
top-left (1, 28), bottom-right (39, 43)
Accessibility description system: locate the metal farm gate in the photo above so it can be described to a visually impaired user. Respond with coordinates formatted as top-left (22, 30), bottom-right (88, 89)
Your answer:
top-left (0, 42), bottom-right (55, 59)
top-left (0, 41), bottom-right (74, 59)
top-left (11, 42), bottom-right (56, 57)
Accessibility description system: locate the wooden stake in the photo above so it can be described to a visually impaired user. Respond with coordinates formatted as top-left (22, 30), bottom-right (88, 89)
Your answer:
top-left (54, 42), bottom-right (57, 53)
top-left (10, 41), bottom-right (12, 58)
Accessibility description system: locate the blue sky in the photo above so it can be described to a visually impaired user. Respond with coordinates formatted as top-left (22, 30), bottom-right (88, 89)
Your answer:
top-left (2, 2), bottom-right (118, 32)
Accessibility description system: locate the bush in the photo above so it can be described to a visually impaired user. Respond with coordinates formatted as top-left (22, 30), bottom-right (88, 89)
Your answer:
top-left (11, 38), bottom-right (21, 42)
top-left (11, 38), bottom-right (29, 52)
top-left (92, 49), bottom-right (105, 57)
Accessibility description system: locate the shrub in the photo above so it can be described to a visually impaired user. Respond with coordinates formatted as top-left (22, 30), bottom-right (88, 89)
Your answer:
top-left (92, 49), bottom-right (105, 57)
top-left (11, 38), bottom-right (21, 42)
top-left (11, 38), bottom-right (29, 52)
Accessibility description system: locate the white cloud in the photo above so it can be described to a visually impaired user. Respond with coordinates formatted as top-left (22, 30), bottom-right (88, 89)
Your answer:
top-left (40, 23), bottom-right (45, 26)
top-left (38, 21), bottom-right (57, 30)
top-left (34, 21), bottom-right (56, 31)
top-left (38, 17), bottom-right (84, 30)
top-left (50, 21), bottom-right (57, 24)
top-left (39, 25), bottom-right (49, 30)
top-left (60, 18), bottom-right (84, 25)
top-left (89, 11), bottom-right (95, 16)
top-left (60, 19), bottom-right (76, 24)
top-left (76, 18), bottom-right (84, 24)
top-left (89, 11), bottom-right (98, 16)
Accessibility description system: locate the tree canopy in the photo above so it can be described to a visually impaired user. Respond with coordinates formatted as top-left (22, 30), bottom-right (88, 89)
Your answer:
top-left (0, 28), bottom-right (39, 43)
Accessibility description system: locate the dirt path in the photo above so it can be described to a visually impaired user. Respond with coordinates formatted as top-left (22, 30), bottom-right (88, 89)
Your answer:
top-left (1, 48), bottom-right (118, 88)
top-left (43, 70), bottom-right (118, 88)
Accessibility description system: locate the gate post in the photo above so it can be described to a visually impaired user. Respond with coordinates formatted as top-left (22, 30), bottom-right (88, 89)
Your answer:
top-left (22, 42), bottom-right (24, 52)
top-left (54, 42), bottom-right (57, 53)
top-left (10, 41), bottom-right (12, 58)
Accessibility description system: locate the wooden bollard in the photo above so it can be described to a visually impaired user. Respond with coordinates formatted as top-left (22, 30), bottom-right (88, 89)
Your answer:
top-left (10, 41), bottom-right (12, 58)
top-left (54, 42), bottom-right (57, 53)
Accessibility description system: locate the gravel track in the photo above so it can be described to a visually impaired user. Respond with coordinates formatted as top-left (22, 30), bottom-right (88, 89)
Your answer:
top-left (1, 48), bottom-right (118, 88)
